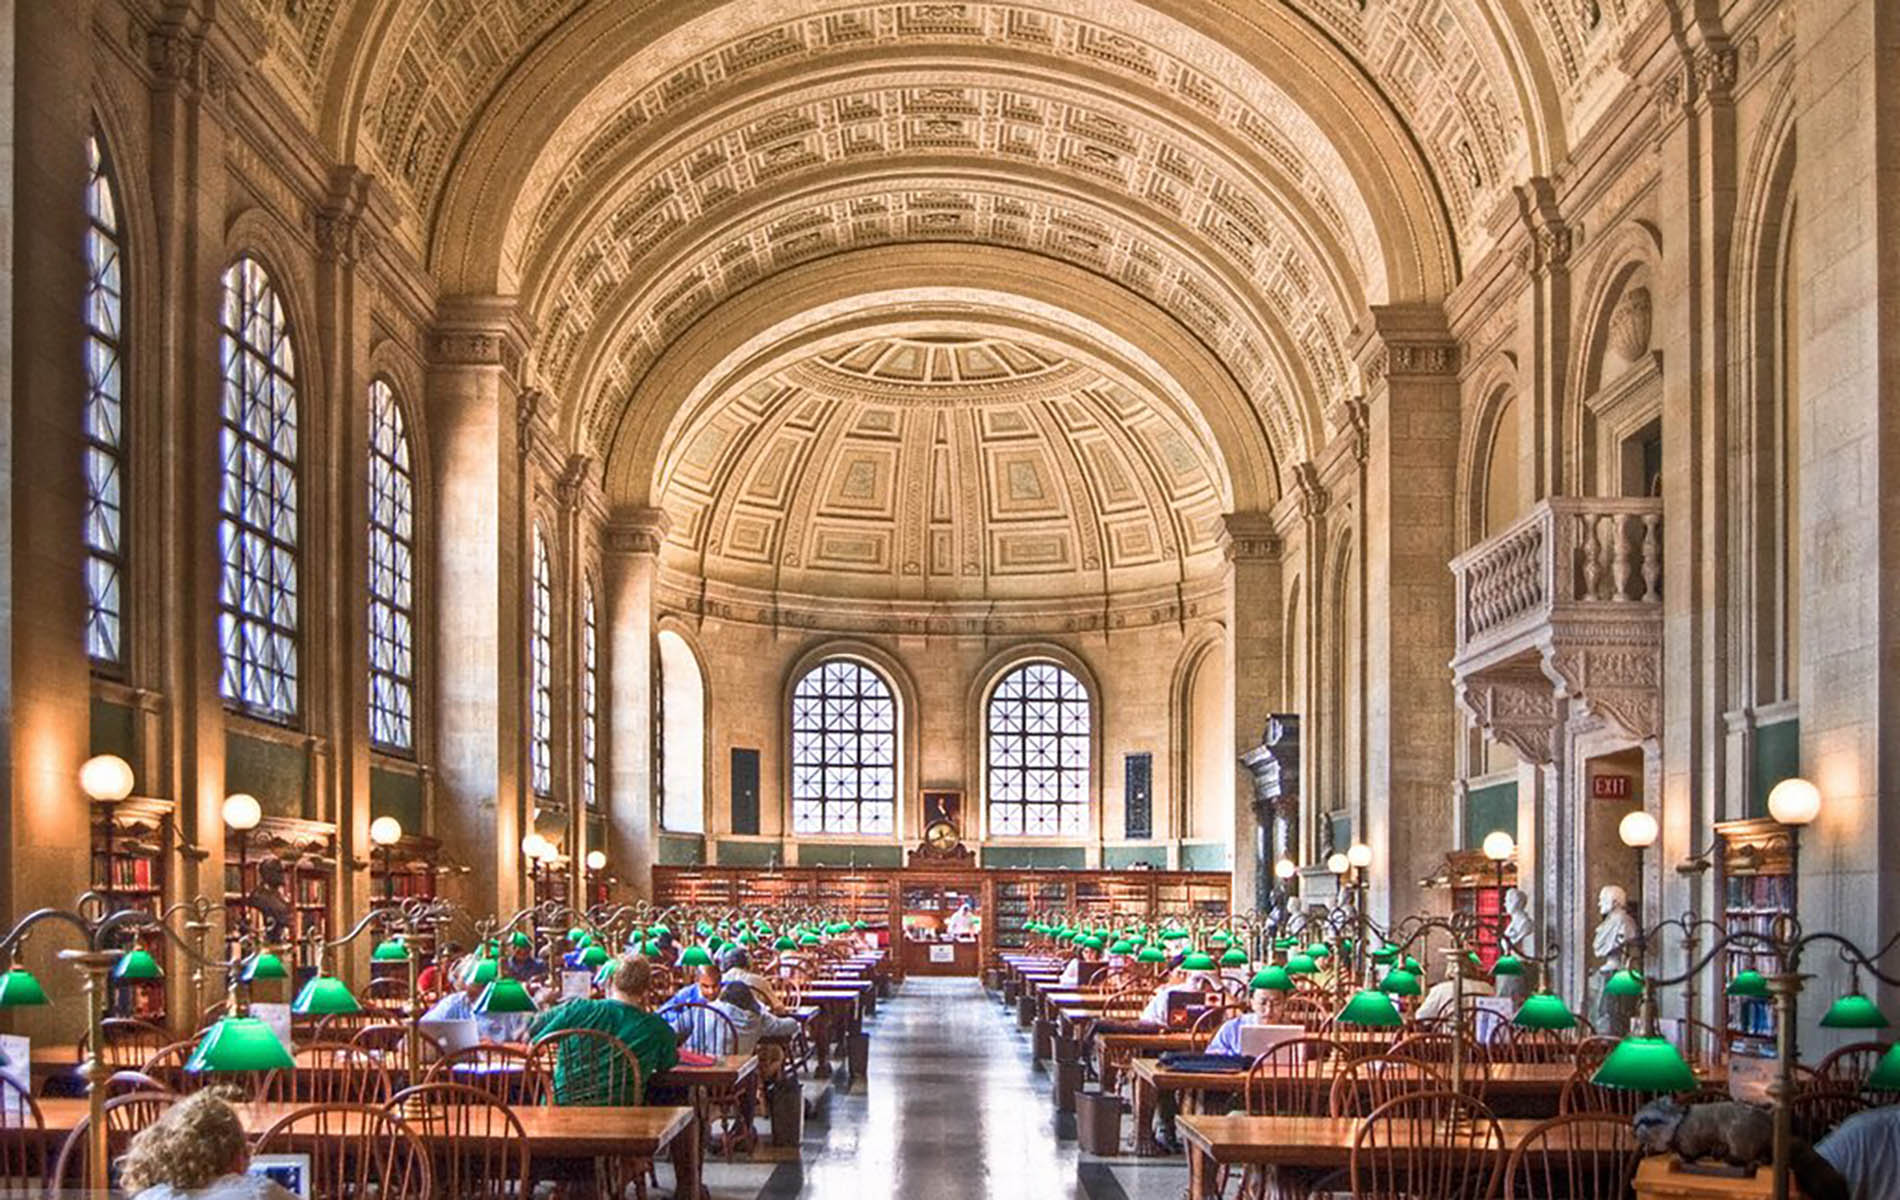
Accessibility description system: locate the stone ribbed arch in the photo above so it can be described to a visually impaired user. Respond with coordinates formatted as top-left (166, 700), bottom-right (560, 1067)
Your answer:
top-left (598, 244), bottom-right (1275, 515)
top-left (543, 165), bottom-right (1328, 465)
top-left (413, 0), bottom-right (1459, 306)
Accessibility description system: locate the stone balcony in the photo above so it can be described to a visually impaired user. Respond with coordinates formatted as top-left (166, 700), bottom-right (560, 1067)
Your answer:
top-left (1449, 497), bottom-right (1663, 761)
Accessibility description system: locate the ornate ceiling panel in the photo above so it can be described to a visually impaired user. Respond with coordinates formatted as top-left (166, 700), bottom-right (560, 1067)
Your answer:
top-left (660, 336), bottom-right (1227, 602)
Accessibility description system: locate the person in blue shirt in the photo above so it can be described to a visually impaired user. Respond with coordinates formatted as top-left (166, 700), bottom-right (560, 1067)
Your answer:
top-left (421, 955), bottom-right (534, 1044)
top-left (667, 961), bottom-right (722, 1008)
top-left (1204, 986), bottom-right (1277, 1056)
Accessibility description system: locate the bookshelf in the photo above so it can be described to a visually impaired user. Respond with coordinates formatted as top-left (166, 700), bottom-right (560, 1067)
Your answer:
top-left (91, 796), bottom-right (173, 1023)
top-left (1440, 850), bottom-right (1516, 969)
top-left (225, 816), bottom-right (336, 979)
top-left (1715, 817), bottom-right (1794, 1048)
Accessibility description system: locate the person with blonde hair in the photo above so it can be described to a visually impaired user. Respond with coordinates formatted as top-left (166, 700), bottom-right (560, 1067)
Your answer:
top-left (120, 1091), bottom-right (294, 1199)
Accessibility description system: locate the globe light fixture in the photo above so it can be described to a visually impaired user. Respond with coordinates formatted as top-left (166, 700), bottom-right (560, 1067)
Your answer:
top-left (586, 850), bottom-right (607, 871)
top-left (1618, 810), bottom-right (1660, 849)
top-left (520, 832), bottom-right (550, 860)
top-left (368, 816), bottom-right (403, 847)
top-left (1481, 830), bottom-right (1517, 862)
top-left (221, 792), bottom-right (262, 831)
top-left (79, 754), bottom-right (135, 803)
top-left (1347, 842), bottom-right (1374, 870)
top-left (1326, 852), bottom-right (1350, 875)
top-left (1274, 858), bottom-right (1297, 880)
top-left (1767, 777), bottom-right (1822, 827)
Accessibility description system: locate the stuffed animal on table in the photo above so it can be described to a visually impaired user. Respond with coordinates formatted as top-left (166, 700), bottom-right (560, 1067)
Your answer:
top-left (1632, 1098), bottom-right (1849, 1200)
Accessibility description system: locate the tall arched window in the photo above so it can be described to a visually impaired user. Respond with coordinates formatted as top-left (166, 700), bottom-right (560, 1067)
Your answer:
top-left (217, 256), bottom-right (300, 721)
top-left (581, 577), bottom-right (599, 809)
top-left (83, 133), bottom-right (126, 668)
top-left (367, 379), bottom-right (416, 752)
top-left (528, 524), bottom-right (553, 796)
top-left (658, 630), bottom-right (705, 833)
top-left (986, 662), bottom-right (1091, 837)
top-left (789, 658), bottom-right (896, 836)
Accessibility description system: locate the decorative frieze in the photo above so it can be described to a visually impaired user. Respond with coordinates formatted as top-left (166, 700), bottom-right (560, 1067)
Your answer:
top-left (604, 509), bottom-right (671, 557)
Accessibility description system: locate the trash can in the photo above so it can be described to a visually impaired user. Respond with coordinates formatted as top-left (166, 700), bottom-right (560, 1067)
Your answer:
top-left (846, 1031), bottom-right (871, 1082)
top-left (1055, 1058), bottom-right (1084, 1113)
top-left (1017, 993), bottom-right (1036, 1028)
top-left (1076, 1089), bottom-right (1123, 1156)
top-left (770, 1078), bottom-right (804, 1147)
top-left (1032, 1017), bottom-right (1053, 1063)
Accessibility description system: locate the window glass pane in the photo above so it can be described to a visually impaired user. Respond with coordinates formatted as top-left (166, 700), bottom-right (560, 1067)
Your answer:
top-left (529, 527), bottom-right (553, 796)
top-left (218, 256), bottom-right (299, 721)
top-left (367, 379), bottom-right (415, 752)
top-left (84, 134), bottom-right (126, 666)
top-left (985, 662), bottom-right (1090, 838)
top-left (788, 658), bottom-right (898, 835)
top-left (582, 581), bottom-right (598, 809)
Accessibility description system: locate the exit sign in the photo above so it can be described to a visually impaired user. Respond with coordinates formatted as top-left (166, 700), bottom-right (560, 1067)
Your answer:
top-left (1592, 774), bottom-right (1633, 800)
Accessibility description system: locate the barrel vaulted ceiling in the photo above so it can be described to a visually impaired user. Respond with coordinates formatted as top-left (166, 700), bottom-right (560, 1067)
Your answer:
top-left (226, 0), bottom-right (1651, 505)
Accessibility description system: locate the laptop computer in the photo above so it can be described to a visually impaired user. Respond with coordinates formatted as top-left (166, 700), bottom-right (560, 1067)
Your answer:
top-left (419, 1017), bottom-right (481, 1054)
top-left (250, 1154), bottom-right (312, 1198)
top-left (1236, 1023), bottom-right (1307, 1059)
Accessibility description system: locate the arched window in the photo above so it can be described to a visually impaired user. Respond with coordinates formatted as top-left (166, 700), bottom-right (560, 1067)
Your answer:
top-left (658, 629), bottom-right (705, 833)
top-left (581, 577), bottom-right (599, 809)
top-left (367, 379), bottom-right (416, 752)
top-left (83, 133), bottom-right (126, 667)
top-left (217, 256), bottom-right (300, 721)
top-left (789, 658), bottom-right (896, 836)
top-left (529, 524), bottom-right (553, 796)
top-left (986, 662), bottom-right (1091, 837)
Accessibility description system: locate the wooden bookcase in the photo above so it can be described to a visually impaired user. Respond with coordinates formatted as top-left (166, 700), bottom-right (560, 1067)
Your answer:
top-left (1435, 851), bottom-right (1516, 969)
top-left (1714, 817), bottom-right (1794, 1049)
top-left (225, 816), bottom-right (336, 971)
top-left (91, 796), bottom-right (174, 1023)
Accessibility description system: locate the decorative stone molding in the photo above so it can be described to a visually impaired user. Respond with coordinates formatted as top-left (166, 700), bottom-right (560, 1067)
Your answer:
top-left (514, 388), bottom-right (545, 458)
top-left (1220, 512), bottom-right (1281, 563)
top-left (605, 509), bottom-right (671, 557)
top-left (555, 454), bottom-right (592, 513)
top-left (1606, 286), bottom-right (1653, 361)
top-left (1291, 461), bottom-right (1329, 521)
top-left (1455, 665), bottom-right (1561, 766)
top-left (313, 169), bottom-right (375, 265)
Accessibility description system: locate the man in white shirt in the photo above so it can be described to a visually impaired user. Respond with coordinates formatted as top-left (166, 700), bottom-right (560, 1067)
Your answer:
top-left (1818, 1105), bottom-right (1900, 1200)
top-left (1139, 968), bottom-right (1218, 1027)
top-left (421, 955), bottom-right (533, 1044)
top-left (1415, 957), bottom-right (1494, 1024)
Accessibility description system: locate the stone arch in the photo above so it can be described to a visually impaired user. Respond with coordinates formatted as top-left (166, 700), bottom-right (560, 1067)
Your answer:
top-left (1565, 220), bottom-right (1663, 495)
top-left (220, 210), bottom-right (329, 413)
top-left (778, 637), bottom-right (922, 841)
top-left (1456, 356), bottom-right (1524, 549)
top-left (1169, 628), bottom-right (1230, 844)
top-left (965, 640), bottom-right (1104, 842)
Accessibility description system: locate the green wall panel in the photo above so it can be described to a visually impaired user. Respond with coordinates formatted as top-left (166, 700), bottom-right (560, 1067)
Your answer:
top-left (369, 767), bottom-right (423, 833)
top-left (1180, 842), bottom-right (1231, 871)
top-left (714, 840), bottom-right (784, 867)
top-left (226, 730), bottom-right (307, 818)
top-left (657, 834), bottom-right (707, 866)
top-left (798, 842), bottom-right (902, 868)
top-left (1103, 845), bottom-right (1169, 869)
top-left (1752, 719), bottom-right (1800, 819)
top-left (89, 698), bottom-right (136, 766)
top-left (1463, 781), bottom-right (1518, 849)
top-left (981, 845), bottom-right (1087, 870)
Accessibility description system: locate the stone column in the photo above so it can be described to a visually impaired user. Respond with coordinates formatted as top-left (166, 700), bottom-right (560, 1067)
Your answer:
top-left (1359, 306), bottom-right (1462, 925)
top-left (603, 509), bottom-right (668, 898)
top-left (425, 301), bottom-right (529, 914)
top-left (1792, 0), bottom-right (1900, 997)
top-left (1222, 512), bottom-right (1282, 913)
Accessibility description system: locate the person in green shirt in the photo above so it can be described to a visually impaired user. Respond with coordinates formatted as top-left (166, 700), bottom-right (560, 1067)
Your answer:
top-left (527, 954), bottom-right (678, 1104)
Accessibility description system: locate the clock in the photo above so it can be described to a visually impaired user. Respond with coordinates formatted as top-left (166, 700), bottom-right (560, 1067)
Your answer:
top-left (910, 817), bottom-right (975, 865)
top-left (924, 819), bottom-right (960, 849)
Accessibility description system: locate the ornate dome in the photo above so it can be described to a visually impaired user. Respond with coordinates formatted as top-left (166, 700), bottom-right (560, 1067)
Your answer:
top-left (657, 335), bottom-right (1227, 603)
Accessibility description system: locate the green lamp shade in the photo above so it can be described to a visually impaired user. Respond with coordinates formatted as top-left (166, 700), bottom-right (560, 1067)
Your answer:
top-left (680, 946), bottom-right (713, 968)
top-left (799, 933), bottom-right (821, 946)
top-left (594, 962), bottom-right (615, 986)
top-left (474, 979), bottom-right (538, 1014)
top-left (1208, 932), bottom-right (1231, 947)
top-left (508, 931), bottom-right (534, 950)
top-left (1250, 966), bottom-right (1295, 992)
top-left (1162, 928), bottom-right (1190, 942)
top-left (1592, 1036), bottom-right (1697, 1092)
top-left (1220, 948), bottom-right (1249, 967)
top-left (1821, 992), bottom-right (1890, 1029)
top-left (112, 948), bottom-right (163, 982)
top-left (1305, 942), bottom-right (1331, 960)
top-left (1401, 956), bottom-right (1423, 974)
top-left (1137, 946), bottom-right (1167, 964)
top-left (567, 927), bottom-right (588, 944)
top-left (1378, 968), bottom-right (1422, 997)
top-left (1337, 988), bottom-right (1405, 1028)
top-left (186, 1016), bottom-right (294, 1072)
top-left (0, 967), bottom-right (49, 1007)
top-left (1491, 955), bottom-right (1524, 978)
top-left (1284, 954), bottom-right (1319, 976)
top-left (773, 936), bottom-right (797, 951)
top-left (1605, 969), bottom-right (1645, 998)
top-left (1109, 940), bottom-right (1134, 955)
top-left (371, 937), bottom-right (411, 962)
top-left (736, 934), bottom-right (755, 948)
top-left (695, 921), bottom-right (714, 937)
top-left (579, 945), bottom-right (610, 968)
top-left (466, 957), bottom-right (500, 986)
top-left (647, 923), bottom-right (669, 937)
top-left (1512, 992), bottom-right (1577, 1030)
top-left (1725, 970), bottom-right (1770, 999)
top-left (1181, 952), bottom-right (1218, 972)
top-left (1273, 937), bottom-right (1300, 951)
top-left (243, 952), bottom-right (289, 982)
top-left (1369, 944), bottom-right (1400, 964)
top-left (1082, 936), bottom-right (1106, 951)
top-left (854, 920), bottom-right (869, 931)
top-left (1866, 1043), bottom-right (1900, 1091)
top-left (291, 974), bottom-right (362, 1016)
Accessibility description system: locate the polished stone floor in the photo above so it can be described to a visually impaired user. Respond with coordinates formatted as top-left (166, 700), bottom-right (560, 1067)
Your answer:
top-left (686, 975), bottom-right (1190, 1199)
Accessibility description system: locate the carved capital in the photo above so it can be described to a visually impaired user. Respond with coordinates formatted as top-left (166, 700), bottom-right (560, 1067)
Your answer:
top-left (1292, 461), bottom-right (1329, 521)
top-left (555, 454), bottom-right (593, 513)
top-left (144, 24), bottom-right (197, 86)
top-left (1455, 666), bottom-right (1560, 766)
top-left (430, 330), bottom-right (505, 367)
top-left (604, 508), bottom-right (671, 557)
top-left (1220, 512), bottom-right (1280, 563)
top-left (515, 389), bottom-right (547, 457)
top-left (1693, 46), bottom-right (1738, 99)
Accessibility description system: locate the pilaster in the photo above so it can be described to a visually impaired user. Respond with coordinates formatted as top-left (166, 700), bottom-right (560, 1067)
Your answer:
top-left (603, 508), bottom-right (669, 899)
top-left (1221, 511), bottom-right (1281, 914)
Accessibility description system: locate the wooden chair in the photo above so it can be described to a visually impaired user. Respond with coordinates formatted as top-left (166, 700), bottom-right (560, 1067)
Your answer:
top-left (139, 1039), bottom-right (262, 1098)
top-left (1572, 1035), bottom-right (1620, 1075)
top-left (49, 1090), bottom-right (173, 1195)
top-left (652, 1005), bottom-right (755, 1155)
top-left (262, 1040), bottom-right (393, 1105)
top-left (1815, 1041), bottom-right (1891, 1091)
top-left (1791, 1084), bottom-right (1870, 1145)
top-left (384, 1083), bottom-right (530, 1200)
top-left (1501, 1111), bottom-right (1641, 1200)
top-left (313, 1006), bottom-right (400, 1041)
top-left (104, 1069), bottom-right (173, 1097)
top-left (1675, 1016), bottom-right (1728, 1067)
top-left (350, 1022), bottom-right (446, 1066)
top-left (1244, 1037), bottom-right (1347, 1117)
top-left (1350, 1090), bottom-right (1504, 1200)
top-left (82, 1017), bottom-right (170, 1069)
top-left (1557, 1069), bottom-right (1649, 1117)
top-left (253, 1102), bottom-right (432, 1199)
top-left (1490, 1023), bottom-right (1583, 1065)
top-left (523, 1027), bottom-right (643, 1107)
top-left (364, 975), bottom-right (411, 1002)
top-left (424, 1044), bottom-right (534, 1105)
top-left (0, 1077), bottom-right (44, 1200)
top-left (1329, 1054), bottom-right (1445, 1118)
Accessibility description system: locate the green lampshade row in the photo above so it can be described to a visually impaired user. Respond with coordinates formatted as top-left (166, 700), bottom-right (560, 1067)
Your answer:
top-left (112, 949), bottom-right (164, 983)
top-left (186, 1016), bottom-right (294, 1072)
top-left (1250, 966), bottom-right (1295, 992)
top-left (1305, 942), bottom-right (1331, 960)
top-left (474, 979), bottom-right (538, 1015)
top-left (1273, 937), bottom-right (1300, 951)
top-left (1592, 1036), bottom-right (1698, 1092)
top-left (1725, 969), bottom-right (1771, 999)
top-left (1820, 992), bottom-right (1890, 1030)
top-left (773, 936), bottom-right (798, 951)
top-left (371, 938), bottom-right (411, 962)
top-left (1491, 955), bottom-right (1525, 978)
top-left (466, 958), bottom-right (500, 986)
top-left (0, 967), bottom-right (49, 1007)
top-left (508, 931), bottom-right (533, 950)
top-left (579, 945), bottom-right (610, 968)
top-left (242, 952), bottom-right (290, 982)
top-left (680, 946), bottom-right (713, 968)
top-left (291, 974), bottom-right (362, 1016)
top-left (1867, 1043), bottom-right (1900, 1091)
top-left (1605, 970), bottom-right (1646, 998)
top-left (1136, 947), bottom-right (1166, 964)
top-left (1220, 948), bottom-right (1249, 967)
top-left (1512, 992), bottom-right (1577, 1030)
top-left (1369, 945), bottom-right (1400, 964)
top-left (1181, 952), bottom-right (1218, 972)
top-left (1285, 955), bottom-right (1319, 976)
top-left (1378, 968), bottom-right (1422, 997)
top-left (1337, 989), bottom-right (1405, 1028)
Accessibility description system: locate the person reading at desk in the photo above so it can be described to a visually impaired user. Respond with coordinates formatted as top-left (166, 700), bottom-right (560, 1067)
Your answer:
top-left (121, 1091), bottom-right (296, 1200)
top-left (528, 954), bottom-right (679, 1103)
top-left (1203, 985), bottom-right (1278, 1056)
top-left (719, 946), bottom-right (788, 1013)
top-left (421, 955), bottom-right (534, 1043)
top-left (668, 960), bottom-right (723, 1007)
top-left (945, 900), bottom-right (977, 939)
top-left (1059, 940), bottom-right (1103, 988)
top-left (1138, 962), bottom-right (1217, 1026)
top-left (1415, 955), bottom-right (1494, 1024)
